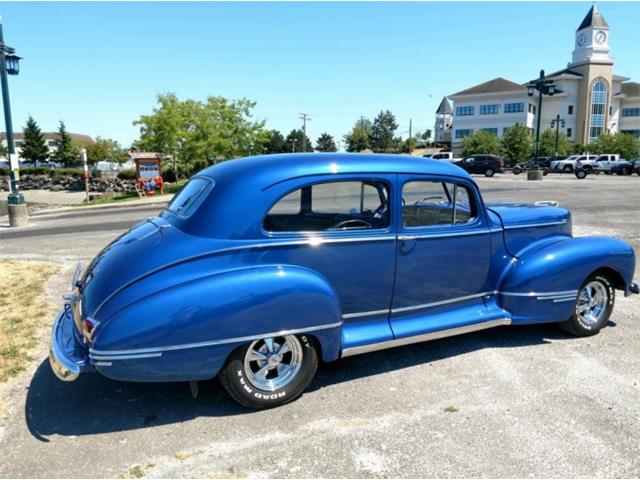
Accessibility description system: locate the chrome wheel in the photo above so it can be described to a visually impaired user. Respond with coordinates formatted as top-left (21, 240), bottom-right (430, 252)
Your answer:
top-left (244, 335), bottom-right (303, 391)
top-left (576, 281), bottom-right (608, 327)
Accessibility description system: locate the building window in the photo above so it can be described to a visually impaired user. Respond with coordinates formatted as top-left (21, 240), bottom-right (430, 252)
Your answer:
top-left (47, 140), bottom-right (58, 148)
top-left (568, 105), bottom-right (574, 115)
top-left (567, 128), bottom-right (572, 138)
top-left (621, 129), bottom-right (640, 138)
top-left (15, 141), bottom-right (24, 147)
top-left (455, 129), bottom-right (473, 139)
top-left (504, 103), bottom-right (524, 113)
top-left (482, 128), bottom-right (498, 135)
top-left (456, 106), bottom-right (475, 116)
top-left (479, 104), bottom-right (499, 115)
top-left (528, 103), bottom-right (537, 114)
top-left (622, 108), bottom-right (640, 117)
top-left (588, 80), bottom-right (608, 143)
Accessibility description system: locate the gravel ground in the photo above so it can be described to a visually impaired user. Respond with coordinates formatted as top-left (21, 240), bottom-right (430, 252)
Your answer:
top-left (0, 172), bottom-right (638, 478)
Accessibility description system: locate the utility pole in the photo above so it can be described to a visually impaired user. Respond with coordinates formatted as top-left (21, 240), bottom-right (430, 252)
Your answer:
top-left (408, 118), bottom-right (413, 155)
top-left (550, 113), bottom-right (565, 158)
top-left (299, 113), bottom-right (311, 152)
top-left (359, 116), bottom-right (366, 152)
top-left (0, 18), bottom-right (27, 226)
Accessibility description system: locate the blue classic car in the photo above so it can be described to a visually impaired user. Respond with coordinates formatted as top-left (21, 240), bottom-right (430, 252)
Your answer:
top-left (50, 153), bottom-right (638, 409)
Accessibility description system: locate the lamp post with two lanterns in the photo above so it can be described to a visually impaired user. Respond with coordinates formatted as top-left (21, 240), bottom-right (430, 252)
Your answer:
top-left (550, 114), bottom-right (566, 159)
top-left (0, 18), bottom-right (27, 226)
top-left (527, 70), bottom-right (562, 173)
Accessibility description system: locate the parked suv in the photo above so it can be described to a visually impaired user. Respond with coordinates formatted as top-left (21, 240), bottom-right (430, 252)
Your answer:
top-left (454, 154), bottom-right (504, 177)
top-left (576, 154), bottom-right (627, 172)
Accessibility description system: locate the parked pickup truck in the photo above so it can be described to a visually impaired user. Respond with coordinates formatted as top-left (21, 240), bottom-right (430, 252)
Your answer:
top-left (576, 154), bottom-right (631, 173)
top-left (422, 152), bottom-right (461, 162)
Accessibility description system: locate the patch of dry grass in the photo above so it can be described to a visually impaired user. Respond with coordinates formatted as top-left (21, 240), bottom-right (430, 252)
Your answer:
top-left (0, 259), bottom-right (58, 383)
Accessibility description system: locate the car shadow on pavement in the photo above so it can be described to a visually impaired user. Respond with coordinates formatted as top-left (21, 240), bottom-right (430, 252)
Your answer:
top-left (24, 323), bottom-right (588, 441)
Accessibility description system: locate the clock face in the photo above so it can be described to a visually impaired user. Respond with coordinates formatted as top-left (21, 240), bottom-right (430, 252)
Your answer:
top-left (577, 33), bottom-right (586, 47)
top-left (595, 31), bottom-right (607, 45)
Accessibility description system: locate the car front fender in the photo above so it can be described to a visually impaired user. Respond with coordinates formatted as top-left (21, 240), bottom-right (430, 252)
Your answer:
top-left (90, 264), bottom-right (343, 382)
top-left (498, 236), bottom-right (635, 324)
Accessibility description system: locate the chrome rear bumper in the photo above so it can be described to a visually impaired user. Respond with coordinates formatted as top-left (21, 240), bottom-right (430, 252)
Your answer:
top-left (49, 308), bottom-right (91, 381)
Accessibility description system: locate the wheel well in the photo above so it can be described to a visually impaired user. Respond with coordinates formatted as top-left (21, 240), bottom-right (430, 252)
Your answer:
top-left (590, 267), bottom-right (626, 290)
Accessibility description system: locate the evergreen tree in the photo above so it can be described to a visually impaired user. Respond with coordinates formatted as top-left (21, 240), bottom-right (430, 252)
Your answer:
top-left (264, 130), bottom-right (288, 154)
top-left (20, 116), bottom-right (49, 163)
top-left (315, 132), bottom-right (337, 152)
top-left (52, 121), bottom-right (79, 166)
top-left (284, 129), bottom-right (313, 152)
top-left (369, 110), bottom-right (398, 152)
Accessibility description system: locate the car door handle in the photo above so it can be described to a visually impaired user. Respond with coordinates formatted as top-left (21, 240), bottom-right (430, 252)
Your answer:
top-left (398, 235), bottom-right (418, 241)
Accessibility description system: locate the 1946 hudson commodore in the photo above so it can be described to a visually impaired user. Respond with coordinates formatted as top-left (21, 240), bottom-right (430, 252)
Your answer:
top-left (50, 153), bottom-right (638, 409)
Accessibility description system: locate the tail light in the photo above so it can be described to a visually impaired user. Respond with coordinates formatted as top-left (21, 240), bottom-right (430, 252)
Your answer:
top-left (82, 317), bottom-right (100, 342)
top-left (499, 158), bottom-right (504, 168)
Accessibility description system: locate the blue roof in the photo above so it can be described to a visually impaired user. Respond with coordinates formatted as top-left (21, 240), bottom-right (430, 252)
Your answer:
top-left (200, 152), bottom-right (470, 188)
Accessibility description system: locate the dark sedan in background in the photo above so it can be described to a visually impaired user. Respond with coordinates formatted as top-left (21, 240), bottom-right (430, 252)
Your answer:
top-left (454, 154), bottom-right (504, 177)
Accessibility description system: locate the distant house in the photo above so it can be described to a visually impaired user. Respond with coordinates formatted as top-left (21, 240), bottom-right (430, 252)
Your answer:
top-left (0, 132), bottom-right (93, 161)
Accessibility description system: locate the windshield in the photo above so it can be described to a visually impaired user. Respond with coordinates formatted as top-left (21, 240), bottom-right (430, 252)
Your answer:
top-left (166, 177), bottom-right (213, 217)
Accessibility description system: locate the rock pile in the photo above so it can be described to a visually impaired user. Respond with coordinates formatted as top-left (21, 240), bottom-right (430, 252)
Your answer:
top-left (0, 175), bottom-right (138, 193)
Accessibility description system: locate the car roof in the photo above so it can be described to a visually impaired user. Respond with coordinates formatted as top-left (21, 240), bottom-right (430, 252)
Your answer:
top-left (198, 152), bottom-right (471, 188)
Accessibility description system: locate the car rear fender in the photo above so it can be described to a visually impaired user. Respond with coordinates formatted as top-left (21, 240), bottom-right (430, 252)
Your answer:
top-left (498, 236), bottom-right (635, 324)
top-left (92, 264), bottom-right (343, 374)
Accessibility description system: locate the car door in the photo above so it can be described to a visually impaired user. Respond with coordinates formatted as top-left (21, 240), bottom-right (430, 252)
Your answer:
top-left (261, 175), bottom-right (397, 349)
top-left (390, 175), bottom-right (493, 339)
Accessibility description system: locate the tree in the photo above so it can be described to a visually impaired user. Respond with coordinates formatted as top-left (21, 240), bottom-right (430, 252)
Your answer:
top-left (539, 129), bottom-right (570, 157)
top-left (52, 121), bottom-right (79, 166)
top-left (419, 129), bottom-right (432, 142)
top-left (460, 130), bottom-right (501, 157)
top-left (369, 110), bottom-right (398, 152)
top-left (0, 143), bottom-right (7, 159)
top-left (400, 137), bottom-right (418, 153)
top-left (20, 116), bottom-right (49, 163)
top-left (264, 130), bottom-right (287, 154)
top-left (500, 123), bottom-right (533, 166)
top-left (79, 137), bottom-right (127, 165)
top-left (133, 93), bottom-right (267, 177)
top-left (284, 129), bottom-right (313, 153)
top-left (591, 133), bottom-right (640, 161)
top-left (315, 132), bottom-right (337, 152)
top-left (343, 118), bottom-right (371, 152)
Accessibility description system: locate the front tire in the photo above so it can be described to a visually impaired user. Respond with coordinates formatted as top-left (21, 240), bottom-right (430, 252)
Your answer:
top-left (575, 169), bottom-right (588, 179)
top-left (559, 274), bottom-right (614, 337)
top-left (219, 334), bottom-right (318, 409)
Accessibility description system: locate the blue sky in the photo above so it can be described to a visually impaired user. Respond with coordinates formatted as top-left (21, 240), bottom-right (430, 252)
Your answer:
top-left (2, 1), bottom-right (639, 148)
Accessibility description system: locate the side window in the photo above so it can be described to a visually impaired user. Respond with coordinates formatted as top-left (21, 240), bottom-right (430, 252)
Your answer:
top-left (403, 181), bottom-right (477, 228)
top-left (264, 180), bottom-right (390, 232)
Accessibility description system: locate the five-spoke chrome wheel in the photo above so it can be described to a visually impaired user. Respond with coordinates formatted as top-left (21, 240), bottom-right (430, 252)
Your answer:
top-left (243, 335), bottom-right (303, 391)
top-left (576, 281), bottom-right (608, 327)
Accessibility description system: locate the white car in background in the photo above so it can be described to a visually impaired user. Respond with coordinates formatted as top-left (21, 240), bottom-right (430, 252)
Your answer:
top-left (551, 154), bottom-right (598, 172)
top-left (422, 152), bottom-right (461, 163)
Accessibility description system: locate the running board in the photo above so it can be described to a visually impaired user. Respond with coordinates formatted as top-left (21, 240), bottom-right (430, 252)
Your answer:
top-left (340, 318), bottom-right (511, 358)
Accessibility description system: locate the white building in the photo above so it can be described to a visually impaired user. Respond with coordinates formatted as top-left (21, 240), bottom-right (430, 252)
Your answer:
top-left (449, 5), bottom-right (639, 153)
top-left (0, 132), bottom-right (93, 162)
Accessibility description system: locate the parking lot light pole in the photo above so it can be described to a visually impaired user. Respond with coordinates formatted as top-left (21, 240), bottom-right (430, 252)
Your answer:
top-left (0, 18), bottom-right (27, 227)
top-left (550, 114), bottom-right (566, 158)
top-left (527, 70), bottom-right (562, 177)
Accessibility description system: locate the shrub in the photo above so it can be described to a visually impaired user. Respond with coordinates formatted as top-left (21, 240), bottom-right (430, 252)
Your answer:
top-left (117, 169), bottom-right (136, 180)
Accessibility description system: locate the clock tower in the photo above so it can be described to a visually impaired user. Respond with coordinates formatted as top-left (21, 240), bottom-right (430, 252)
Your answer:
top-left (569, 5), bottom-right (614, 144)
top-left (571, 4), bottom-right (612, 66)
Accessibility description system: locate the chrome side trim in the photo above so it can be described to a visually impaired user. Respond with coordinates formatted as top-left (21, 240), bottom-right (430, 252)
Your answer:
top-left (503, 220), bottom-right (567, 230)
top-left (341, 318), bottom-right (511, 358)
top-left (89, 321), bottom-right (343, 359)
top-left (500, 289), bottom-right (577, 298)
top-left (391, 291), bottom-right (495, 314)
top-left (398, 228), bottom-right (491, 240)
top-left (342, 309), bottom-right (390, 319)
top-left (552, 297), bottom-right (576, 303)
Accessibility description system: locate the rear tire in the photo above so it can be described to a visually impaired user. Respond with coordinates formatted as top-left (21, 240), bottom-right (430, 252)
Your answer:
top-left (485, 168), bottom-right (495, 177)
top-left (559, 274), bottom-right (614, 337)
top-left (575, 169), bottom-right (588, 179)
top-left (219, 334), bottom-right (318, 409)
top-left (512, 166), bottom-right (521, 175)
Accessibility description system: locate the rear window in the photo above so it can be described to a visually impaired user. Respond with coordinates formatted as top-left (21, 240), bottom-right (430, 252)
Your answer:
top-left (166, 177), bottom-right (213, 217)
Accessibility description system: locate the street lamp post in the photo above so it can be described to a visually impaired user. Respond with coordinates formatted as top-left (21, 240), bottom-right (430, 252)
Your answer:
top-left (550, 114), bottom-right (566, 158)
top-left (527, 70), bottom-right (562, 179)
top-left (0, 18), bottom-right (27, 226)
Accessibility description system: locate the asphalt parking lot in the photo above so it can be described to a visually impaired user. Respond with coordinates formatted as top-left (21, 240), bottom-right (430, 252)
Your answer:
top-left (0, 173), bottom-right (639, 478)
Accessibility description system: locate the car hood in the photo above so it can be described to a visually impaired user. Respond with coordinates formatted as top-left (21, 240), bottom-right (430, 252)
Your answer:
top-left (80, 217), bottom-right (218, 319)
top-left (486, 203), bottom-right (572, 256)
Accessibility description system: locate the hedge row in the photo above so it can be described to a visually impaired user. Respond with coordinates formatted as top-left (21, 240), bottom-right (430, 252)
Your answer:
top-left (0, 167), bottom-right (85, 177)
